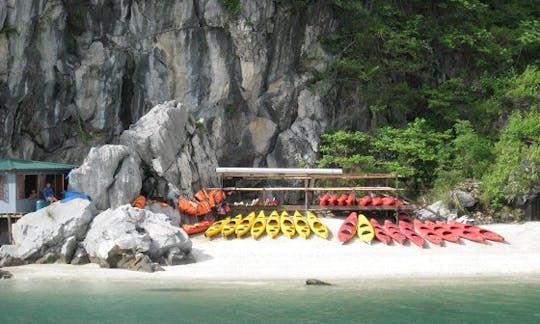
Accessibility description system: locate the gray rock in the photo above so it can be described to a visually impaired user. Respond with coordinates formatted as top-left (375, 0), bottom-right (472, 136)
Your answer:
top-left (416, 201), bottom-right (453, 221)
top-left (70, 246), bottom-right (90, 265)
top-left (306, 278), bottom-right (331, 286)
top-left (69, 145), bottom-right (142, 210)
top-left (83, 205), bottom-right (192, 272)
top-left (60, 236), bottom-right (78, 264)
top-left (116, 252), bottom-right (164, 273)
top-left (451, 190), bottom-right (477, 208)
top-left (119, 100), bottom-right (219, 199)
top-left (146, 202), bottom-right (181, 227)
top-left (0, 1), bottom-right (342, 179)
top-left (0, 268), bottom-right (13, 280)
top-left (0, 199), bottom-right (97, 266)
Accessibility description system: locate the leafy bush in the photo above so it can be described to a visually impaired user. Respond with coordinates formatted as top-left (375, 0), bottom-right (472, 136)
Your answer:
top-left (482, 108), bottom-right (540, 208)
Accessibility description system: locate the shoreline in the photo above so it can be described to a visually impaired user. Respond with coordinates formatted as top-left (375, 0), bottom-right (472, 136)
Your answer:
top-left (4, 220), bottom-right (540, 284)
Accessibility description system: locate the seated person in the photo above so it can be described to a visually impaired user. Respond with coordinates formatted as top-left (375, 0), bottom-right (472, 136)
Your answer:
top-left (42, 183), bottom-right (58, 203)
top-left (28, 189), bottom-right (38, 199)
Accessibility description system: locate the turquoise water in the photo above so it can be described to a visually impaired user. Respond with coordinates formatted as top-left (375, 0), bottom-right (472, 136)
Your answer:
top-left (1, 278), bottom-right (539, 323)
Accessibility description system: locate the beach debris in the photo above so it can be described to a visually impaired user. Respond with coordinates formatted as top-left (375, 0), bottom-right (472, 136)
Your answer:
top-left (0, 199), bottom-right (97, 267)
top-left (306, 279), bottom-right (331, 286)
top-left (83, 205), bottom-right (192, 272)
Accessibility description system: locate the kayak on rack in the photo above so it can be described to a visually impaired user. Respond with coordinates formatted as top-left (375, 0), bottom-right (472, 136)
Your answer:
top-left (357, 213), bottom-right (375, 244)
top-left (413, 219), bottom-right (442, 246)
top-left (306, 211), bottom-right (329, 239)
top-left (370, 218), bottom-right (392, 245)
top-left (383, 220), bottom-right (406, 245)
top-left (250, 211), bottom-right (267, 239)
top-left (205, 217), bottom-right (230, 238)
top-left (235, 211), bottom-right (256, 238)
top-left (280, 211), bottom-right (296, 238)
top-left (221, 214), bottom-right (243, 238)
top-left (293, 210), bottom-right (311, 239)
top-left (338, 212), bottom-right (358, 244)
top-left (266, 211), bottom-right (281, 238)
top-left (182, 219), bottom-right (214, 235)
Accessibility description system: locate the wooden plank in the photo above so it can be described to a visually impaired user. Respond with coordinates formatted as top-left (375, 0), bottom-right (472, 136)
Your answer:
top-left (221, 186), bottom-right (400, 192)
top-left (230, 205), bottom-right (415, 212)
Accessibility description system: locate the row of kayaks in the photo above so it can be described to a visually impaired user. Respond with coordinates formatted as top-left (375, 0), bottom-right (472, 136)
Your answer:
top-left (339, 212), bottom-right (506, 247)
top-left (202, 210), bottom-right (330, 240)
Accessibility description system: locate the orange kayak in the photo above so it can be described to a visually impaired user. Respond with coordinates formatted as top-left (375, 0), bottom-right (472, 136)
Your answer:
top-left (182, 219), bottom-right (214, 235)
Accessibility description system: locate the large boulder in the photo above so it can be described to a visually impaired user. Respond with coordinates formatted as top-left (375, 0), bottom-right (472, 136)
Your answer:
top-left (69, 145), bottom-right (142, 210)
top-left (0, 199), bottom-right (97, 266)
top-left (415, 200), bottom-right (455, 221)
top-left (119, 100), bottom-right (219, 200)
top-left (83, 205), bottom-right (192, 272)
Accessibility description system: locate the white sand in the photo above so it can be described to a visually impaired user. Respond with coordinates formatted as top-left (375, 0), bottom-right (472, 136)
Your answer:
top-left (6, 219), bottom-right (540, 283)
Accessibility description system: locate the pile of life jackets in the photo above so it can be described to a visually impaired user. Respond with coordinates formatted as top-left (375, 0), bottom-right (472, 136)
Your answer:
top-left (319, 193), bottom-right (404, 207)
top-left (177, 188), bottom-right (226, 216)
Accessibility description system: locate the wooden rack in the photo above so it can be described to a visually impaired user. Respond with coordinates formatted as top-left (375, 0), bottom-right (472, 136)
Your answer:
top-left (216, 168), bottom-right (414, 214)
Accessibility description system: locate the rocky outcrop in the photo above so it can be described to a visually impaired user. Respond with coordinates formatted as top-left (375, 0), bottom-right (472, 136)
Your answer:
top-left (0, 1), bottom-right (340, 174)
top-left (0, 199), bottom-right (97, 266)
top-left (83, 205), bottom-right (192, 272)
top-left (119, 100), bottom-right (219, 200)
top-left (0, 268), bottom-right (12, 280)
top-left (69, 145), bottom-right (142, 210)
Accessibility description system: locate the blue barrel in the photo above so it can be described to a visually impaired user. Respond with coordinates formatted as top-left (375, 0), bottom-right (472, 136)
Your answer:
top-left (36, 199), bottom-right (46, 211)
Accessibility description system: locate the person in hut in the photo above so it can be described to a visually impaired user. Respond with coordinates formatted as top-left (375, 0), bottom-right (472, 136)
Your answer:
top-left (42, 182), bottom-right (58, 203)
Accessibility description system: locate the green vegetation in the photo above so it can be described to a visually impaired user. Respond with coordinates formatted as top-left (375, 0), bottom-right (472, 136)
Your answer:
top-left (218, 0), bottom-right (242, 16)
top-left (0, 25), bottom-right (19, 36)
top-left (317, 1), bottom-right (540, 213)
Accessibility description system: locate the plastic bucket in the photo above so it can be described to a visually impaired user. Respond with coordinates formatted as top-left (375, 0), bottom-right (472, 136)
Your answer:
top-left (36, 199), bottom-right (46, 211)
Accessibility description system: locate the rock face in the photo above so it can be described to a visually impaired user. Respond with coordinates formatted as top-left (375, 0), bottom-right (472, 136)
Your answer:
top-left (416, 200), bottom-right (455, 221)
top-left (0, 0), bottom-right (340, 174)
top-left (0, 199), bottom-right (97, 266)
top-left (68, 145), bottom-right (142, 210)
top-left (83, 205), bottom-right (192, 272)
top-left (119, 100), bottom-right (219, 200)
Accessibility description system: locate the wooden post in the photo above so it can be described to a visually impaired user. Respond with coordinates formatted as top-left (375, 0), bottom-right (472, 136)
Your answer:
top-left (304, 179), bottom-right (308, 211)
top-left (7, 214), bottom-right (12, 244)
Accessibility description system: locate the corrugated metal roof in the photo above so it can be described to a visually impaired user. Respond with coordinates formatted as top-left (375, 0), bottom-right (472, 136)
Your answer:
top-left (0, 159), bottom-right (74, 172)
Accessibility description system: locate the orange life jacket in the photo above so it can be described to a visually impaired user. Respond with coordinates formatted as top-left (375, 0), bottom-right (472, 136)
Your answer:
top-left (132, 195), bottom-right (146, 209)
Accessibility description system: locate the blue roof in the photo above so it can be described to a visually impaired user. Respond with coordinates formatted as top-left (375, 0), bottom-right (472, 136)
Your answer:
top-left (0, 159), bottom-right (74, 172)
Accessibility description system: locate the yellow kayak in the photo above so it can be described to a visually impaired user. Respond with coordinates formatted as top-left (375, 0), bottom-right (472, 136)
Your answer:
top-left (266, 211), bottom-right (281, 238)
top-left (306, 211), bottom-right (329, 239)
top-left (235, 211), bottom-right (256, 238)
top-left (293, 210), bottom-right (311, 239)
top-left (221, 214), bottom-right (243, 238)
top-left (251, 211), bottom-right (266, 239)
top-left (357, 213), bottom-right (375, 244)
top-left (205, 217), bottom-right (229, 238)
top-left (280, 211), bottom-right (296, 238)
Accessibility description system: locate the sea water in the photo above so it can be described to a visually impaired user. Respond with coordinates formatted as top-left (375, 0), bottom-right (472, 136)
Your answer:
top-left (1, 277), bottom-right (539, 323)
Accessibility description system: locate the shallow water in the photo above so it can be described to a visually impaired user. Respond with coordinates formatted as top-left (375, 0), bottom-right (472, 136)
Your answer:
top-left (1, 278), bottom-right (539, 323)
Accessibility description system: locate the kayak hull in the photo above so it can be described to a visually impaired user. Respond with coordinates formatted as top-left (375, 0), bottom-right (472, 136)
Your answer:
top-left (338, 212), bottom-right (358, 243)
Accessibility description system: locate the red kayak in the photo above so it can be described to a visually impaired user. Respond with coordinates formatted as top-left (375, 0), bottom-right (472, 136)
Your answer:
top-left (383, 220), bottom-right (406, 245)
top-left (413, 219), bottom-right (442, 246)
top-left (399, 222), bottom-right (425, 248)
top-left (371, 196), bottom-right (383, 206)
top-left (397, 212), bottom-right (414, 229)
top-left (181, 219), bottom-right (214, 235)
top-left (337, 194), bottom-right (349, 206)
top-left (338, 212), bottom-right (358, 244)
top-left (319, 193), bottom-right (330, 206)
top-left (381, 196), bottom-right (395, 206)
top-left (346, 194), bottom-right (355, 206)
top-left (357, 195), bottom-right (372, 206)
top-left (449, 221), bottom-right (504, 243)
top-left (446, 221), bottom-right (485, 243)
top-left (431, 220), bottom-right (460, 243)
top-left (370, 218), bottom-right (392, 245)
top-left (328, 194), bottom-right (339, 206)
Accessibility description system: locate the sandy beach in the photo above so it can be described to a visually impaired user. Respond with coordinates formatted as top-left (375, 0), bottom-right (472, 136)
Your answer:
top-left (6, 219), bottom-right (540, 283)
